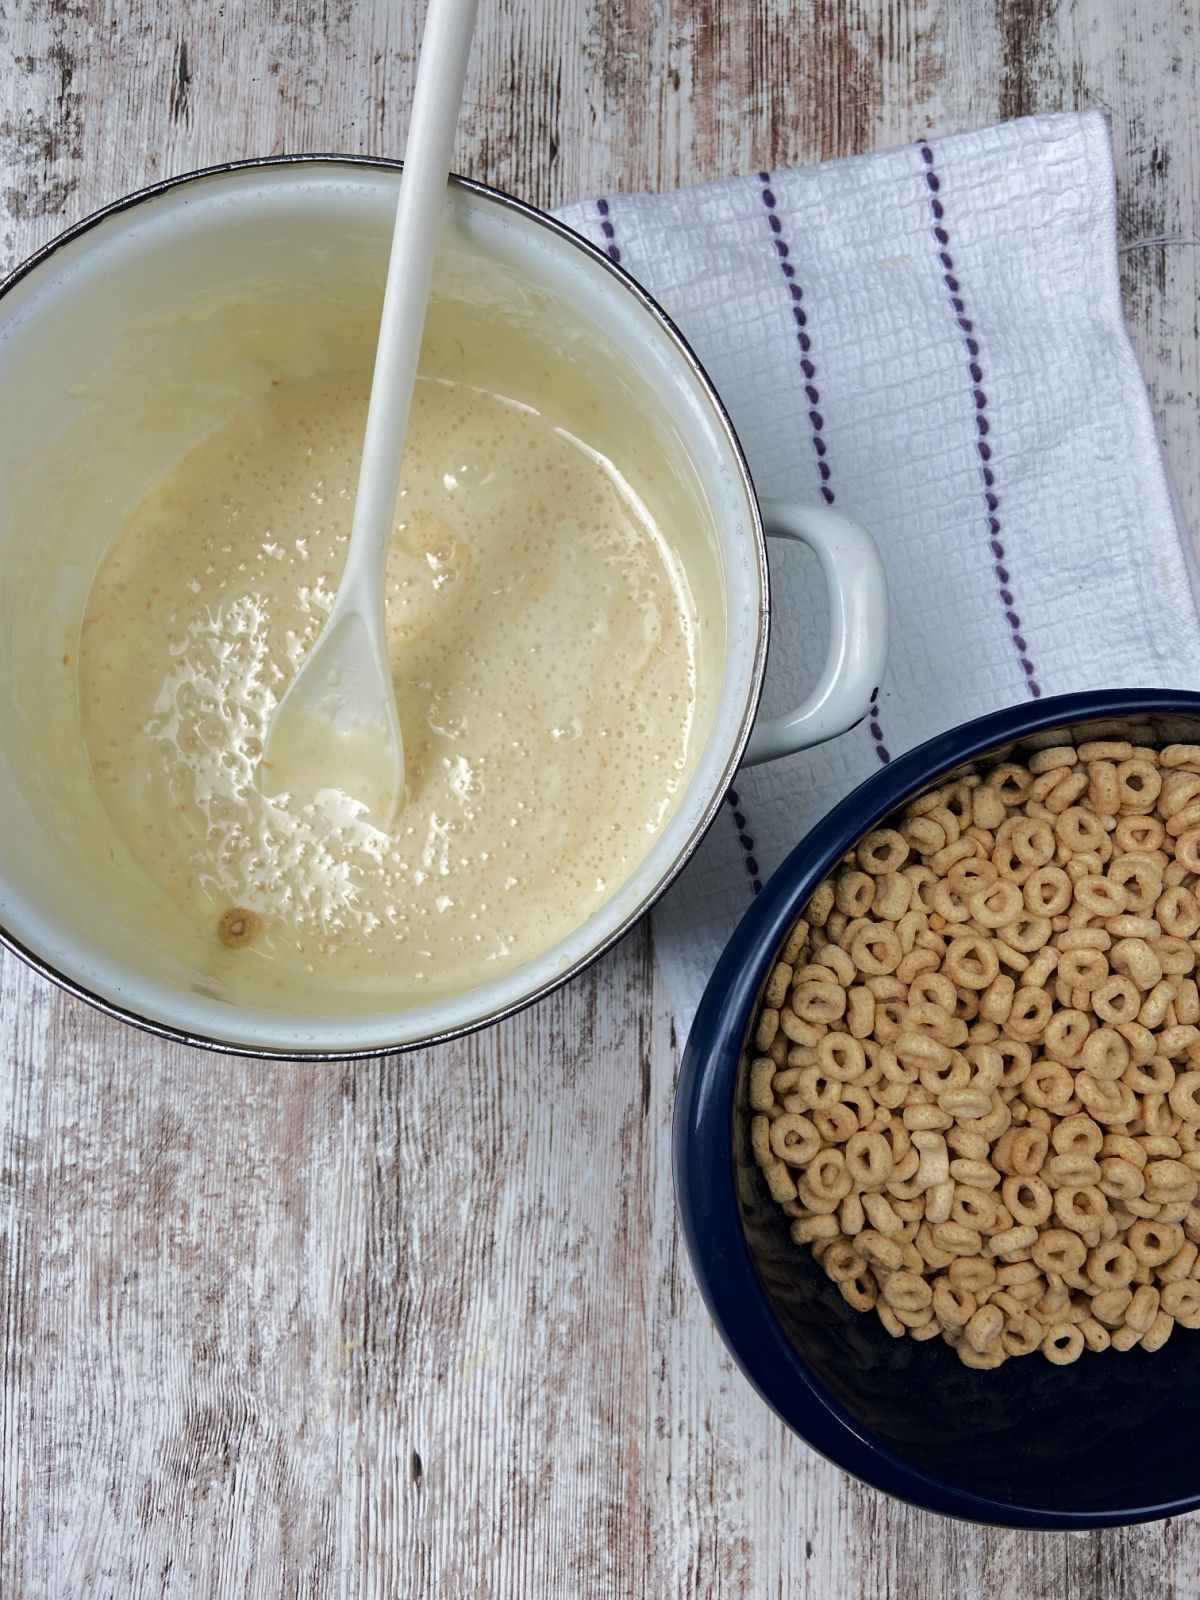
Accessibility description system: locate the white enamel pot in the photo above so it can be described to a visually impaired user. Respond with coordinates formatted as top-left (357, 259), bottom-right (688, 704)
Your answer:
top-left (0, 159), bottom-right (887, 1056)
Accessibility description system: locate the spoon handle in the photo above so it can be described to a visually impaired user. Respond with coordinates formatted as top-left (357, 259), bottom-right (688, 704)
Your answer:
top-left (341, 0), bottom-right (480, 606)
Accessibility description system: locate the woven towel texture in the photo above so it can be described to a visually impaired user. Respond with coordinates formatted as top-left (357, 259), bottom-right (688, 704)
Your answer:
top-left (554, 112), bottom-right (1200, 1039)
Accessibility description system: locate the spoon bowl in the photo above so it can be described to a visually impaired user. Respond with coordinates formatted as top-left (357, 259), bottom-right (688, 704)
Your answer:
top-left (261, 609), bottom-right (405, 823)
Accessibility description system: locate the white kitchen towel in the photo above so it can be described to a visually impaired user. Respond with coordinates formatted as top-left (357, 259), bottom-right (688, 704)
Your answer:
top-left (555, 111), bottom-right (1200, 1044)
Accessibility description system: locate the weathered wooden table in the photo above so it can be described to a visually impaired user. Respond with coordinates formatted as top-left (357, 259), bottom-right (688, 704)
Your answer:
top-left (3, 2), bottom-right (1199, 1594)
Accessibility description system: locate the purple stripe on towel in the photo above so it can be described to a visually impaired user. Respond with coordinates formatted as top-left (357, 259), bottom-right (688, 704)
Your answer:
top-left (597, 196), bottom-right (764, 895)
top-left (759, 173), bottom-right (892, 767)
top-left (727, 787), bottom-right (764, 896)
top-left (595, 197), bottom-right (621, 263)
top-left (918, 141), bottom-right (1042, 699)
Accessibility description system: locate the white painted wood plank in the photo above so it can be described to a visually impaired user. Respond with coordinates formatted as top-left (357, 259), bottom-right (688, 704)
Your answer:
top-left (2, 1), bottom-right (1199, 1594)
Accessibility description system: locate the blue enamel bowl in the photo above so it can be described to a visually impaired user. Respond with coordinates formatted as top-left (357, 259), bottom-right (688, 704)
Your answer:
top-left (674, 689), bottom-right (1200, 1528)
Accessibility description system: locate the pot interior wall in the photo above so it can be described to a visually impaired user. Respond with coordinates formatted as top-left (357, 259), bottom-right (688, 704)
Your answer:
top-left (0, 167), bottom-right (758, 1050)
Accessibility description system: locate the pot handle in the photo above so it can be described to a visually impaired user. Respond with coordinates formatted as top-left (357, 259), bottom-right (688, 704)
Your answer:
top-left (741, 499), bottom-right (889, 766)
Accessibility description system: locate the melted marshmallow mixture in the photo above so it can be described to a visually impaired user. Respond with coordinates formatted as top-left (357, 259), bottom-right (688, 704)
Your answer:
top-left (79, 373), bottom-right (699, 1005)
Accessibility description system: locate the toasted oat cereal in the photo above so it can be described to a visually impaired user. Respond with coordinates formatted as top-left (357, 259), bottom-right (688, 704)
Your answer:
top-left (749, 740), bottom-right (1200, 1367)
top-left (218, 907), bottom-right (261, 949)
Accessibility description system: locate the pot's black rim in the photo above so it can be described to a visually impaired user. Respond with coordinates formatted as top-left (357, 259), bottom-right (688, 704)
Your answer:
top-left (674, 687), bottom-right (1200, 1528)
top-left (0, 155), bottom-right (770, 1060)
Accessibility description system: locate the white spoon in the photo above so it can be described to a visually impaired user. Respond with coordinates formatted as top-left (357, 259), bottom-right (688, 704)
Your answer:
top-left (261, 0), bottom-right (480, 823)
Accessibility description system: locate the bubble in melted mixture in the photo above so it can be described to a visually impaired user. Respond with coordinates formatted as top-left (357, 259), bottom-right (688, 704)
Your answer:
top-left (79, 373), bottom-right (699, 1004)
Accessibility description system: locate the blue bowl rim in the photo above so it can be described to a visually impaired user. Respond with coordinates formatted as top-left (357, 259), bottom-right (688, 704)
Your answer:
top-left (674, 687), bottom-right (1200, 1529)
